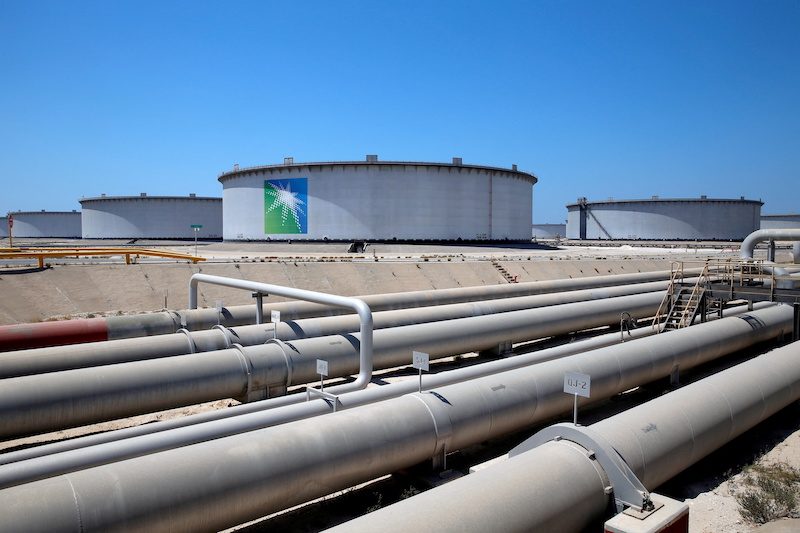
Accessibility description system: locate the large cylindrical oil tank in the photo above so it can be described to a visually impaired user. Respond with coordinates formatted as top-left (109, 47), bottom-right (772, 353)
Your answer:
top-left (219, 156), bottom-right (537, 241)
top-left (7, 210), bottom-right (82, 238)
top-left (531, 223), bottom-right (566, 239)
top-left (761, 214), bottom-right (800, 229)
top-left (0, 217), bottom-right (6, 238)
top-left (79, 194), bottom-right (222, 239)
top-left (566, 196), bottom-right (762, 240)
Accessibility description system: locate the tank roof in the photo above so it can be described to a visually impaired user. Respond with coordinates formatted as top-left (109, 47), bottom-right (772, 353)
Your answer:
top-left (80, 195), bottom-right (221, 204)
top-left (218, 159), bottom-right (537, 184)
top-left (8, 210), bottom-right (80, 215)
top-left (566, 196), bottom-right (763, 208)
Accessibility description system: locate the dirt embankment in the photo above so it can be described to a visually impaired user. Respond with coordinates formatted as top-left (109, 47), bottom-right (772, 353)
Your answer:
top-left (0, 258), bottom-right (670, 324)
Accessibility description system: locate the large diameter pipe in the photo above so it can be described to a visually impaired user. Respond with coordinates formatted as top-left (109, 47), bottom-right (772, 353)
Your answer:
top-left (0, 280), bottom-right (672, 379)
top-left (0, 306), bottom-right (790, 531)
top-left (0, 302), bottom-right (777, 474)
top-left (328, 440), bottom-right (609, 533)
top-left (3, 301), bottom-right (769, 485)
top-left (740, 228), bottom-right (800, 288)
top-left (0, 269), bottom-right (688, 352)
top-left (0, 292), bottom-right (663, 439)
top-left (0, 326), bottom-right (660, 488)
top-left (329, 338), bottom-right (800, 533)
top-left (741, 228), bottom-right (800, 261)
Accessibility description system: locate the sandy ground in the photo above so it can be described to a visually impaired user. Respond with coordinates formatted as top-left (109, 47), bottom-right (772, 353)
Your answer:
top-left (0, 238), bottom-right (753, 325)
top-left (664, 402), bottom-right (800, 533)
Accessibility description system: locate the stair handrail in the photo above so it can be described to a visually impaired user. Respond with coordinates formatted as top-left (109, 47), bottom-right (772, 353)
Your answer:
top-left (678, 262), bottom-right (709, 327)
top-left (651, 261), bottom-right (683, 331)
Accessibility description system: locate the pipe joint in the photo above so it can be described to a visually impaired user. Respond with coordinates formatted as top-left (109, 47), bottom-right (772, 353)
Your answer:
top-left (230, 343), bottom-right (267, 403)
top-left (176, 328), bottom-right (196, 354)
top-left (410, 392), bottom-right (455, 465)
top-left (212, 325), bottom-right (235, 348)
top-left (262, 338), bottom-right (296, 390)
top-left (511, 422), bottom-right (652, 513)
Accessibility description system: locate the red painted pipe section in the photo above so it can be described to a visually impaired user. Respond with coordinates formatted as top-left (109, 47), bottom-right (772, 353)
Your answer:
top-left (0, 319), bottom-right (109, 352)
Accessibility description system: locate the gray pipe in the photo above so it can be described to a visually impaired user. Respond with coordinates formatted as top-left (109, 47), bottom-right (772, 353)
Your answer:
top-left (113, 268), bottom-right (691, 338)
top-left (0, 292), bottom-right (663, 439)
top-left (0, 326), bottom-right (659, 488)
top-left (740, 228), bottom-right (800, 288)
top-left (0, 305), bottom-right (790, 532)
top-left (3, 301), bottom-right (768, 484)
top-left (0, 280), bottom-right (672, 379)
top-left (328, 338), bottom-right (800, 532)
top-left (188, 273), bottom-right (375, 394)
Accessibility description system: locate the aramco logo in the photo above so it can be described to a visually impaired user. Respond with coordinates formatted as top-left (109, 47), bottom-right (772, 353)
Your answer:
top-left (264, 178), bottom-right (308, 234)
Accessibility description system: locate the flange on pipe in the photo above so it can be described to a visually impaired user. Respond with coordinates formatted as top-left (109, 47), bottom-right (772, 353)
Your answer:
top-left (510, 423), bottom-right (653, 513)
top-left (511, 423), bottom-right (691, 533)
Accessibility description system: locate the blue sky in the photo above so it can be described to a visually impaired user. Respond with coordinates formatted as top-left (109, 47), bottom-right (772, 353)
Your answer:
top-left (1, 0), bottom-right (797, 223)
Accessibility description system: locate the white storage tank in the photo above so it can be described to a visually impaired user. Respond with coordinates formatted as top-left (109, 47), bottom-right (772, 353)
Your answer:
top-left (0, 217), bottom-right (6, 238)
top-left (761, 214), bottom-right (800, 229)
top-left (219, 157), bottom-right (537, 241)
top-left (7, 210), bottom-right (82, 238)
top-left (566, 196), bottom-right (762, 240)
top-left (531, 224), bottom-right (566, 239)
top-left (80, 194), bottom-right (222, 239)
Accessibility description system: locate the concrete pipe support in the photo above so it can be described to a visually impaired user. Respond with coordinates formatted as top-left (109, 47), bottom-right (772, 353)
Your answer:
top-left (0, 305), bottom-right (791, 531)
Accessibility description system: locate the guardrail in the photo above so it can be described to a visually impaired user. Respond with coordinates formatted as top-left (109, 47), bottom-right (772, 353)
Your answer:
top-left (0, 247), bottom-right (205, 268)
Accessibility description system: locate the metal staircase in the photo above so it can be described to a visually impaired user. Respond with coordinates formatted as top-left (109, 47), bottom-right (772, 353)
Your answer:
top-left (491, 260), bottom-right (519, 283)
top-left (653, 262), bottom-right (709, 333)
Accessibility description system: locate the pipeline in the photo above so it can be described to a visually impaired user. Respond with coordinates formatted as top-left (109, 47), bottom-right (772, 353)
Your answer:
top-left (0, 280), bottom-right (673, 378)
top-left (0, 269), bottom-right (690, 351)
top-left (0, 324), bottom-right (659, 488)
top-left (183, 275), bottom-right (376, 396)
top-left (0, 302), bottom-right (776, 488)
top-left (0, 301), bottom-right (770, 490)
top-left (328, 338), bottom-right (800, 532)
top-left (740, 228), bottom-right (800, 288)
top-left (0, 305), bottom-right (790, 531)
top-left (0, 292), bottom-right (663, 439)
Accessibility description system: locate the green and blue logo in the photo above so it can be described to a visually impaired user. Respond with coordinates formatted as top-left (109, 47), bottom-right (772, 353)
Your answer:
top-left (264, 178), bottom-right (308, 234)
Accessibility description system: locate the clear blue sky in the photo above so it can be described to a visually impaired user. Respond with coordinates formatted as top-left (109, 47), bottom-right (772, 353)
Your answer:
top-left (1, 0), bottom-right (797, 223)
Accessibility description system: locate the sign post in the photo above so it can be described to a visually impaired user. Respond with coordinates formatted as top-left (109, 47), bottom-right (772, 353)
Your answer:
top-left (412, 351), bottom-right (430, 393)
top-left (7, 214), bottom-right (12, 248)
top-left (564, 371), bottom-right (591, 425)
top-left (271, 310), bottom-right (281, 340)
top-left (190, 224), bottom-right (203, 257)
top-left (316, 359), bottom-right (329, 392)
top-left (215, 299), bottom-right (223, 325)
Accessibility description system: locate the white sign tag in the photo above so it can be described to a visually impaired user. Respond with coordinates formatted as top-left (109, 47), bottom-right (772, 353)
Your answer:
top-left (564, 371), bottom-right (591, 398)
top-left (215, 299), bottom-right (224, 312)
top-left (316, 359), bottom-right (329, 377)
top-left (412, 351), bottom-right (430, 372)
top-left (271, 310), bottom-right (281, 324)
